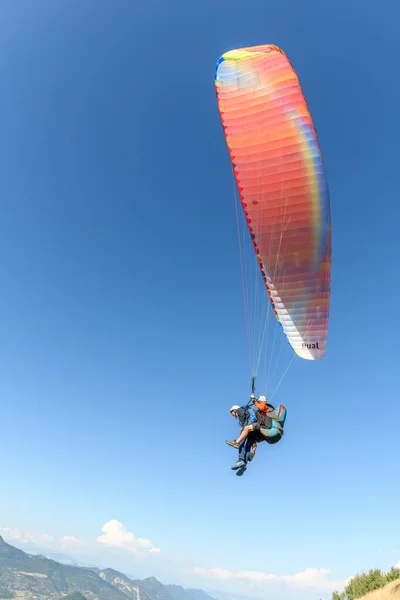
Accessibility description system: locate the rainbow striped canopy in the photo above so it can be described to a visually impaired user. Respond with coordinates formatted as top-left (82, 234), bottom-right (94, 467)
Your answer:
top-left (215, 45), bottom-right (331, 360)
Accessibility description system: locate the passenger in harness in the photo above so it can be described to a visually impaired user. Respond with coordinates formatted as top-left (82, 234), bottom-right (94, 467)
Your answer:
top-left (227, 403), bottom-right (259, 476)
top-left (226, 396), bottom-right (287, 456)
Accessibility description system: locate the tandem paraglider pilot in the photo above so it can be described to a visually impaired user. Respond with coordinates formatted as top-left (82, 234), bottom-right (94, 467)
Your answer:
top-left (226, 395), bottom-right (287, 476)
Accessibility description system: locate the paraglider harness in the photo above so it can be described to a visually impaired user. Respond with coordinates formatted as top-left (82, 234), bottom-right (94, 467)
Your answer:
top-left (244, 378), bottom-right (286, 443)
top-left (243, 397), bottom-right (283, 430)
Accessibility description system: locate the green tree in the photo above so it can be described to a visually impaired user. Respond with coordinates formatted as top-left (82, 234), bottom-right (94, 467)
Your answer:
top-left (385, 567), bottom-right (400, 583)
top-left (344, 569), bottom-right (386, 600)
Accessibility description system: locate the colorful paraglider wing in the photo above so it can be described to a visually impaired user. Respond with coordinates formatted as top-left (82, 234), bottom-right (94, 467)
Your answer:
top-left (215, 45), bottom-right (331, 360)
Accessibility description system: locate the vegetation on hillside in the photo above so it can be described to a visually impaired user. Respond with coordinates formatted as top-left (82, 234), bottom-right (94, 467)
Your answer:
top-left (0, 590), bottom-right (15, 599)
top-left (332, 567), bottom-right (400, 600)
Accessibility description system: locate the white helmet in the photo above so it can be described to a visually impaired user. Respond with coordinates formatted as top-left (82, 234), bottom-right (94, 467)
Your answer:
top-left (229, 405), bottom-right (240, 413)
top-left (258, 395), bottom-right (267, 402)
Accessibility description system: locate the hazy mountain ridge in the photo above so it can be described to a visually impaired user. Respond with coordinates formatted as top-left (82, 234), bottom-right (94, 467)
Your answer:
top-left (0, 537), bottom-right (219, 600)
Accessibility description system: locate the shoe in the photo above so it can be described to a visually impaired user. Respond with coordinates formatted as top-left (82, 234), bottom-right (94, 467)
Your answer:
top-left (231, 460), bottom-right (246, 470)
top-left (226, 440), bottom-right (240, 449)
top-left (236, 466), bottom-right (247, 476)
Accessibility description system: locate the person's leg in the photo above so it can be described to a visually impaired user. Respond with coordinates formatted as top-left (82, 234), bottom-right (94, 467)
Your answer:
top-left (238, 440), bottom-right (247, 463)
top-left (226, 424), bottom-right (253, 449)
top-left (248, 436), bottom-right (257, 462)
top-left (235, 437), bottom-right (255, 476)
top-left (231, 440), bottom-right (247, 470)
top-left (232, 434), bottom-right (253, 469)
top-left (226, 408), bottom-right (258, 448)
top-left (233, 432), bottom-right (260, 476)
top-left (244, 435), bottom-right (256, 463)
top-left (236, 424), bottom-right (255, 445)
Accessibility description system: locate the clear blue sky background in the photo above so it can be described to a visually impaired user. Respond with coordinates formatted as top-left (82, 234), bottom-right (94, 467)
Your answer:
top-left (1, 1), bottom-right (399, 599)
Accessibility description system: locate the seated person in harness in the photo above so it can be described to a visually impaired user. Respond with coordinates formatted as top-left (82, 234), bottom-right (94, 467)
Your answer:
top-left (227, 402), bottom-right (259, 476)
top-left (226, 395), bottom-right (286, 452)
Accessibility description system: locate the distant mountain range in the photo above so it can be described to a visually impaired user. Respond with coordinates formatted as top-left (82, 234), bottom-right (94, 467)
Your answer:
top-left (0, 536), bottom-right (219, 600)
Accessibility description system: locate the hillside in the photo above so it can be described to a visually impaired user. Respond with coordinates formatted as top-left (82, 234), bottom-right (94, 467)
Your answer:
top-left (0, 536), bottom-right (124, 599)
top-left (0, 536), bottom-right (219, 600)
top-left (359, 580), bottom-right (400, 600)
top-left (333, 566), bottom-right (400, 600)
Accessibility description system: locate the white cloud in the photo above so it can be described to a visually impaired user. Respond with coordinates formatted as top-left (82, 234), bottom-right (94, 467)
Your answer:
top-left (192, 566), bottom-right (349, 593)
top-left (0, 526), bottom-right (54, 546)
top-left (1, 522), bottom-right (159, 557)
top-left (96, 520), bottom-right (160, 555)
top-left (0, 526), bottom-right (85, 549)
top-left (59, 536), bottom-right (86, 547)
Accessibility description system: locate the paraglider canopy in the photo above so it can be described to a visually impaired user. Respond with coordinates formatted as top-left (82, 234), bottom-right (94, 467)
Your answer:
top-left (215, 44), bottom-right (331, 394)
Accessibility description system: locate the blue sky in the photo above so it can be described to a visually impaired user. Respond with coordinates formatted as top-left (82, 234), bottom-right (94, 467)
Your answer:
top-left (0, 0), bottom-right (399, 599)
